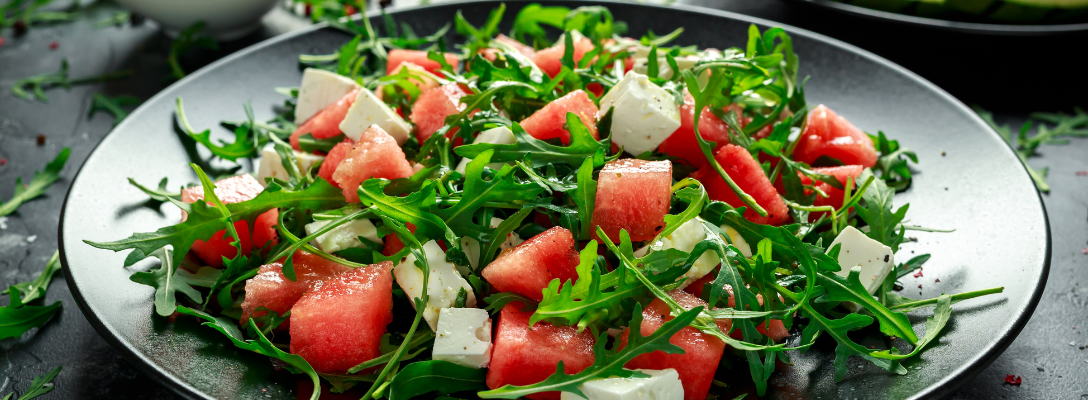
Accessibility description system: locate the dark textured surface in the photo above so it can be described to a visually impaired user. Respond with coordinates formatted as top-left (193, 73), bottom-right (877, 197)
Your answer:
top-left (0, 1), bottom-right (1084, 399)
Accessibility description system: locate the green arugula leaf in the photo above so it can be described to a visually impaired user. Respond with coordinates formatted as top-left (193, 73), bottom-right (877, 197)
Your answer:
top-left (570, 158), bottom-right (596, 239)
top-left (4, 365), bottom-right (62, 400)
top-left (128, 177), bottom-right (181, 204)
top-left (3, 251), bottom-right (61, 304)
top-left (11, 59), bottom-right (130, 103)
top-left (387, 360), bottom-right (488, 400)
top-left (483, 292), bottom-right (538, 314)
top-left (455, 4), bottom-right (506, 56)
top-left (88, 93), bottom-right (140, 126)
top-left (455, 117), bottom-right (610, 168)
top-left (177, 98), bottom-right (259, 161)
top-left (177, 306), bottom-right (321, 400)
top-left (0, 148), bottom-right (69, 217)
top-left (169, 22), bottom-right (219, 79)
top-left (855, 170), bottom-right (908, 252)
top-left (477, 304), bottom-right (699, 399)
top-left (509, 4), bottom-right (569, 47)
top-left (815, 267), bottom-right (918, 344)
top-left (869, 131), bottom-right (918, 191)
top-left (871, 294), bottom-right (951, 360)
top-left (0, 289), bottom-right (62, 340)
top-left (886, 287), bottom-right (1003, 313)
top-left (128, 247), bottom-right (203, 317)
top-left (297, 133), bottom-right (345, 153)
top-left (432, 150), bottom-right (544, 239)
top-left (478, 207), bottom-right (532, 269)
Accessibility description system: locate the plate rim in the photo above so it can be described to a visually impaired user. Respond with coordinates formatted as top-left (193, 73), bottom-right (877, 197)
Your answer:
top-left (791, 0), bottom-right (1088, 35)
top-left (58, 1), bottom-right (1053, 399)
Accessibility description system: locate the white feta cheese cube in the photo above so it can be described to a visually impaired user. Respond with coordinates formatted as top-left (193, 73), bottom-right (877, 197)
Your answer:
top-left (460, 217), bottom-right (524, 271)
top-left (339, 88), bottom-right (413, 145)
top-left (455, 127), bottom-right (517, 175)
top-left (304, 217), bottom-right (380, 254)
top-left (827, 225), bottom-right (895, 294)
top-left (597, 71), bottom-right (681, 156)
top-left (560, 369), bottom-right (684, 400)
top-left (394, 241), bottom-right (478, 330)
top-left (256, 145), bottom-right (326, 186)
top-left (633, 218), bottom-right (720, 289)
top-left (433, 308), bottom-right (493, 369)
top-left (294, 68), bottom-right (361, 124)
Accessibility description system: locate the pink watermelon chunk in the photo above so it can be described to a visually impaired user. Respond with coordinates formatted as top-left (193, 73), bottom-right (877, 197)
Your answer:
top-left (316, 138), bottom-right (355, 188)
top-left (239, 250), bottom-right (352, 324)
top-left (691, 144), bottom-right (790, 226)
top-left (290, 89), bottom-right (359, 151)
top-left (331, 125), bottom-right (414, 202)
top-left (592, 159), bottom-right (673, 243)
top-left (486, 303), bottom-right (596, 400)
top-left (683, 274), bottom-right (790, 343)
top-left (408, 83), bottom-right (470, 143)
top-left (531, 37), bottom-right (595, 78)
top-left (793, 105), bottom-right (877, 168)
top-left (290, 261), bottom-right (394, 374)
top-left (181, 174), bottom-right (278, 267)
top-left (622, 290), bottom-right (730, 400)
top-left (386, 49), bottom-right (460, 76)
top-left (657, 93), bottom-right (749, 169)
top-left (519, 90), bottom-right (599, 145)
top-left (481, 227), bottom-right (580, 301)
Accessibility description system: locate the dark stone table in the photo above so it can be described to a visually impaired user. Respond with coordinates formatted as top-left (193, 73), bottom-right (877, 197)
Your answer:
top-left (1, 0), bottom-right (1084, 398)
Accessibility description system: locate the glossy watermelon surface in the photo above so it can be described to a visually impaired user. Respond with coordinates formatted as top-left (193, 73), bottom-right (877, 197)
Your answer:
top-left (290, 89), bottom-right (358, 151)
top-left (691, 144), bottom-right (790, 226)
top-left (408, 83), bottom-right (470, 142)
top-left (181, 174), bottom-right (277, 267)
top-left (289, 261), bottom-right (394, 373)
top-left (531, 37), bottom-right (595, 78)
top-left (593, 159), bottom-right (672, 242)
top-left (486, 303), bottom-right (596, 400)
top-left (622, 290), bottom-right (729, 400)
top-left (792, 105), bottom-right (878, 168)
top-left (331, 125), bottom-right (414, 202)
top-left (656, 94), bottom-right (741, 169)
top-left (519, 89), bottom-right (599, 145)
top-left (386, 49), bottom-right (460, 76)
top-left (239, 250), bottom-right (352, 324)
top-left (481, 227), bottom-right (579, 301)
top-left (316, 139), bottom-right (354, 188)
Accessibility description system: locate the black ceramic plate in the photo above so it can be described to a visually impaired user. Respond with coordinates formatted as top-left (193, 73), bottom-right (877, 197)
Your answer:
top-left (59, 1), bottom-right (1050, 399)
top-left (792, 0), bottom-right (1088, 35)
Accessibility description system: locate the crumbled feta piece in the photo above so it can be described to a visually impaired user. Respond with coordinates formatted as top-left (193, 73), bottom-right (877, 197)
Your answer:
top-left (394, 241), bottom-right (478, 330)
top-left (339, 88), bottom-right (413, 145)
top-left (597, 71), bottom-right (681, 156)
top-left (433, 308), bottom-right (493, 369)
top-left (304, 217), bottom-right (380, 254)
top-left (461, 217), bottom-right (524, 271)
top-left (256, 145), bottom-right (325, 186)
top-left (455, 127), bottom-right (517, 175)
top-left (294, 68), bottom-right (361, 124)
top-left (560, 369), bottom-right (684, 400)
top-left (827, 225), bottom-right (895, 294)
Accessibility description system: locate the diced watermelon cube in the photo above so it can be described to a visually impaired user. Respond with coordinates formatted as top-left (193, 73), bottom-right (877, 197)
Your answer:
top-left (657, 94), bottom-right (747, 169)
top-left (519, 89), bottom-right (599, 145)
top-left (593, 159), bottom-right (672, 242)
top-left (408, 83), bottom-right (470, 143)
top-left (331, 125), bottom-right (414, 202)
top-left (239, 250), bottom-right (352, 324)
top-left (316, 138), bottom-right (355, 188)
top-left (290, 261), bottom-right (394, 373)
top-left (531, 37), bottom-right (594, 78)
top-left (386, 49), bottom-right (460, 76)
top-left (290, 89), bottom-right (359, 151)
top-left (622, 290), bottom-right (729, 400)
top-left (181, 174), bottom-right (278, 267)
top-left (690, 144), bottom-right (790, 226)
top-left (481, 227), bottom-right (579, 301)
top-left (486, 303), bottom-right (596, 400)
top-left (793, 105), bottom-right (878, 168)
top-left (683, 274), bottom-right (789, 343)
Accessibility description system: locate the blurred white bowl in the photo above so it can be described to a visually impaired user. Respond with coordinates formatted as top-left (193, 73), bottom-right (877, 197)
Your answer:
top-left (116, 0), bottom-right (281, 40)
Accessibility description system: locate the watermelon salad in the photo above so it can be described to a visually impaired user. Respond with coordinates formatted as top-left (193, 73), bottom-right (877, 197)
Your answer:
top-left (86, 4), bottom-right (1005, 400)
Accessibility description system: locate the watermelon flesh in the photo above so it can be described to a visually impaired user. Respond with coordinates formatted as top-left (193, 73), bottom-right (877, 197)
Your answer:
top-left (408, 83), bottom-right (470, 143)
top-left (531, 37), bottom-right (595, 78)
top-left (486, 303), bottom-right (596, 400)
top-left (684, 274), bottom-right (790, 343)
top-left (690, 144), bottom-right (790, 226)
top-left (239, 250), bottom-right (352, 324)
top-left (290, 89), bottom-right (359, 151)
top-left (181, 174), bottom-right (278, 267)
top-left (316, 138), bottom-right (355, 188)
top-left (593, 159), bottom-right (673, 242)
top-left (290, 261), bottom-right (395, 374)
top-left (792, 105), bottom-right (878, 168)
top-left (799, 165), bottom-right (864, 222)
top-left (622, 290), bottom-right (730, 400)
top-left (657, 94), bottom-right (748, 169)
top-left (386, 49), bottom-right (460, 76)
top-left (519, 89), bottom-right (599, 145)
top-left (331, 125), bottom-right (414, 202)
top-left (481, 227), bottom-right (580, 301)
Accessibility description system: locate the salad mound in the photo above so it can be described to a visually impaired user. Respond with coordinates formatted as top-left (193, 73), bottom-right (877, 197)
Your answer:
top-left (86, 4), bottom-right (1004, 399)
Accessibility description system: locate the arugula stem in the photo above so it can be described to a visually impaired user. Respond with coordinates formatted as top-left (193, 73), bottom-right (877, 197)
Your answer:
top-left (887, 287), bottom-right (1004, 312)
